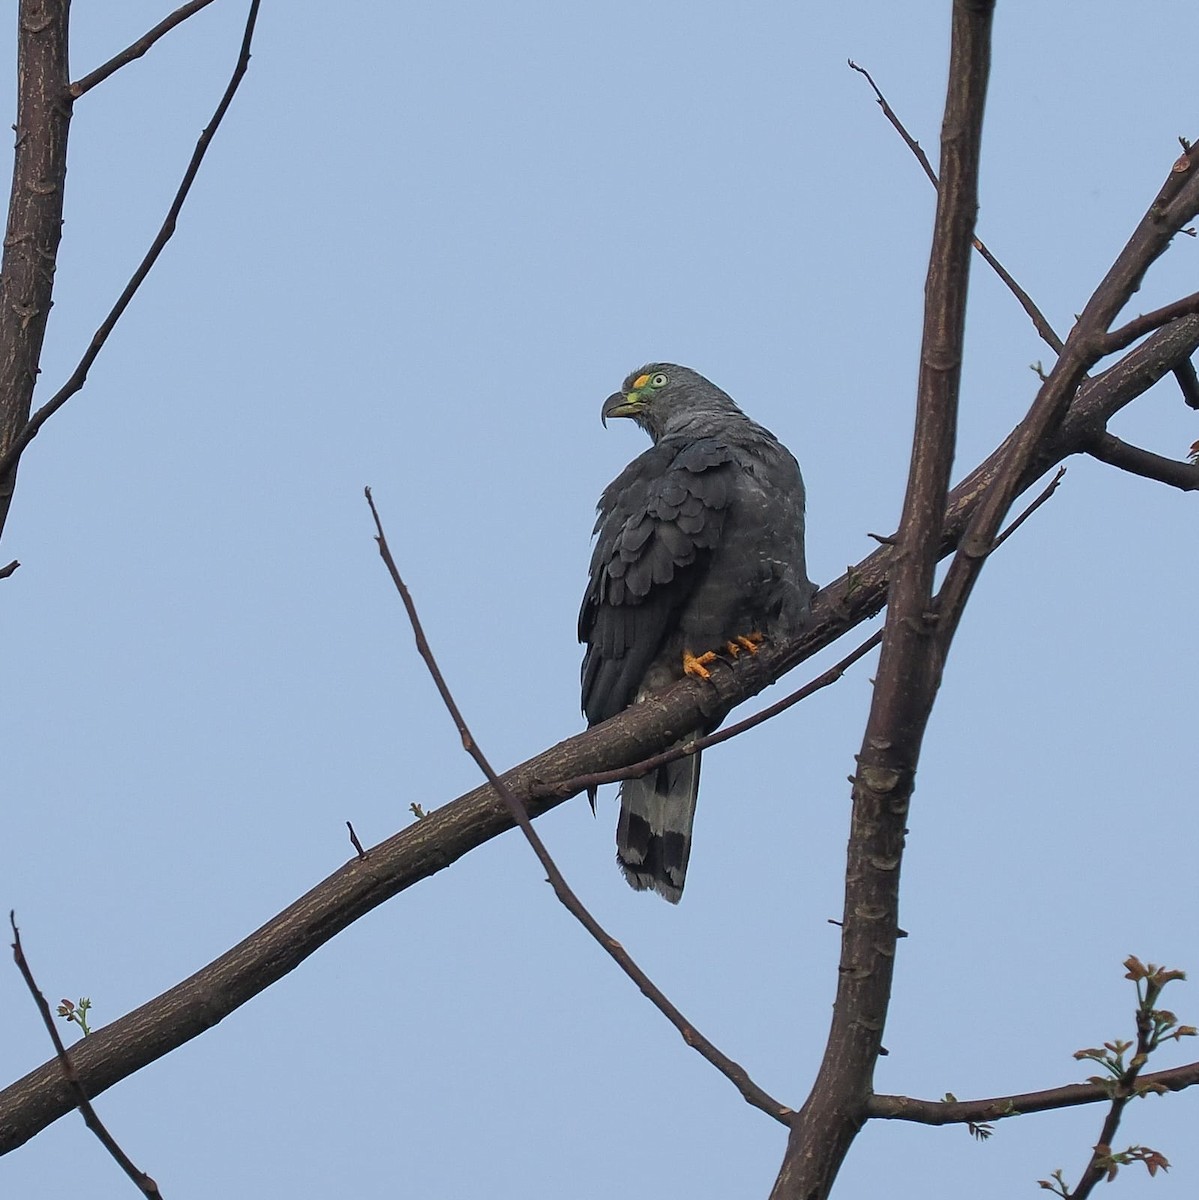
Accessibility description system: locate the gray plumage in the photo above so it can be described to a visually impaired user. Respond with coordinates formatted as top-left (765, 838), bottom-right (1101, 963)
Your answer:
top-left (579, 364), bottom-right (813, 902)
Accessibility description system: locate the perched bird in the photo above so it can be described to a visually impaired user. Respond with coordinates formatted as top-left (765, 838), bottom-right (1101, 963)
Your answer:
top-left (579, 364), bottom-right (813, 902)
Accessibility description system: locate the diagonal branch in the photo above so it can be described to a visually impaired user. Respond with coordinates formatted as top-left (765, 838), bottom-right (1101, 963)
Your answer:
top-left (547, 461), bottom-right (1059, 805)
top-left (1101, 290), bottom-right (1199, 356)
top-left (70, 0), bottom-right (219, 97)
top-left (848, 56), bottom-right (1063, 353)
top-left (366, 489), bottom-right (792, 1124)
top-left (536, 628), bottom-right (884, 802)
top-left (1, 313), bottom-right (1194, 1157)
top-left (0, 0), bottom-right (262, 490)
top-left (933, 138), bottom-right (1199, 648)
top-left (2, 315), bottom-right (1195, 1158)
top-left (992, 465), bottom-right (1066, 548)
top-left (10, 915), bottom-right (161, 1197)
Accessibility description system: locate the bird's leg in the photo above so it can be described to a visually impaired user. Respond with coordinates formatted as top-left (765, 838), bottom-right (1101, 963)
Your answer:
top-left (682, 648), bottom-right (719, 680)
top-left (724, 631), bottom-right (765, 657)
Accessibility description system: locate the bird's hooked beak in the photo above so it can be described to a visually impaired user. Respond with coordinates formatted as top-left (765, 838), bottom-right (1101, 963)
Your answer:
top-left (601, 389), bottom-right (641, 427)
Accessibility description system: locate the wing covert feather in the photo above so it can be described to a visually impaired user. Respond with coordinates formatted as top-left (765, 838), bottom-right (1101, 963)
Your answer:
top-left (579, 438), bottom-right (734, 724)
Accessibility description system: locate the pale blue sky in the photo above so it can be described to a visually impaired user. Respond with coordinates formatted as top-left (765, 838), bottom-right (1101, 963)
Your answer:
top-left (3, 3), bottom-right (1196, 1197)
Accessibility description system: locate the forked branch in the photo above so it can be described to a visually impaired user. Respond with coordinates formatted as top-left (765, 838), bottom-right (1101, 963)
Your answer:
top-left (0, 0), bottom-right (262, 491)
top-left (2, 316), bottom-right (1195, 1158)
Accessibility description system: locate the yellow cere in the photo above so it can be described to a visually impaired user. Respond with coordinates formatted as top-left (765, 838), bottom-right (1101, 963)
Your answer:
top-left (632, 373), bottom-right (651, 390)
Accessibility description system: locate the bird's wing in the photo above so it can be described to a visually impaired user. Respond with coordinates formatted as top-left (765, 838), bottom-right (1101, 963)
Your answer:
top-left (579, 437), bottom-right (735, 725)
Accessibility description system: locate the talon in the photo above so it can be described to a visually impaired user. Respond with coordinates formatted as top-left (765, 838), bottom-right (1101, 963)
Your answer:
top-left (682, 649), bottom-right (718, 679)
top-left (734, 632), bottom-right (765, 655)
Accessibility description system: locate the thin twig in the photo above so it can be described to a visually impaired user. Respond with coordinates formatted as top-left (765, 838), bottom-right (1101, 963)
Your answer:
top-left (0, 0), bottom-right (262, 480)
top-left (848, 58), bottom-right (1064, 354)
top-left (535, 628), bottom-right (883, 800)
top-left (70, 0), bottom-right (219, 97)
top-left (869, 1059), bottom-right (1199, 1125)
top-left (992, 466), bottom-right (1067, 548)
top-left (10, 914), bottom-right (161, 1197)
top-left (364, 488), bottom-right (792, 1125)
top-left (346, 822), bottom-right (367, 860)
top-left (848, 60), bottom-right (938, 183)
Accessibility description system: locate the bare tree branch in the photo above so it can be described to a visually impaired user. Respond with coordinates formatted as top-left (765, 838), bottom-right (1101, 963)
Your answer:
top-left (536, 627), bottom-right (884, 801)
top-left (771, 7), bottom-right (997, 1198)
top-left (1086, 432), bottom-right (1199, 491)
top-left (1175, 356), bottom-right (1199, 409)
top-left (0, 0), bottom-right (72, 538)
top-left (69, 0), bottom-right (219, 98)
top-left (1101, 290), bottom-right (1199, 356)
top-left (868, 1059), bottom-right (1199, 1125)
top-left (2, 315), bottom-right (1195, 1158)
top-left (10, 915), bottom-right (161, 1197)
top-left (934, 140), bottom-right (1199, 655)
top-left (848, 56), bottom-right (1063, 353)
top-left (992, 465), bottom-right (1066, 548)
top-left (366, 488), bottom-right (792, 1124)
top-left (0, 0), bottom-right (262, 493)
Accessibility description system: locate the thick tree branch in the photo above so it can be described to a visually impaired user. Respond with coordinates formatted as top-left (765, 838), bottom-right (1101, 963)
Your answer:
top-left (0, 0), bottom-right (72, 539)
top-left (771, 7), bottom-right (995, 1199)
top-left (70, 0), bottom-right (219, 97)
top-left (1086, 431), bottom-right (1199, 491)
top-left (1, 315), bottom-right (1195, 1157)
top-left (1, 311), bottom-right (1194, 1157)
top-left (0, 0), bottom-right (261, 491)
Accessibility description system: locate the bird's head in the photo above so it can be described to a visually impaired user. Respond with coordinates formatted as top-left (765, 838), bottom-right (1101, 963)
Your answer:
top-left (601, 363), bottom-right (738, 442)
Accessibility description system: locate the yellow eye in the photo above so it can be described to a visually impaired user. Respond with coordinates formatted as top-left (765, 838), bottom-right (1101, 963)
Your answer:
top-left (650, 372), bottom-right (668, 388)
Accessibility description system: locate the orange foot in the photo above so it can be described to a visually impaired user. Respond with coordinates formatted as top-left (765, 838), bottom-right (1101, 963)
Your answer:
top-left (682, 648), bottom-right (719, 679)
top-left (725, 631), bottom-right (765, 657)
